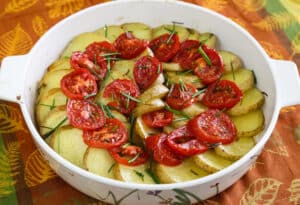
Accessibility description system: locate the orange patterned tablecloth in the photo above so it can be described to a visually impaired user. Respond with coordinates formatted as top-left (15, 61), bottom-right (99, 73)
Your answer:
top-left (0, 0), bottom-right (300, 204)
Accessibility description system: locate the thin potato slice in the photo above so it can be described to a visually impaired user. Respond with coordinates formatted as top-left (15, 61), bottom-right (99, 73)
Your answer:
top-left (228, 88), bottom-right (265, 116)
top-left (36, 88), bottom-right (67, 125)
top-left (135, 116), bottom-right (159, 141)
top-left (152, 24), bottom-right (189, 42)
top-left (39, 105), bottom-right (69, 136)
top-left (155, 158), bottom-right (209, 183)
top-left (114, 163), bottom-right (155, 184)
top-left (61, 32), bottom-right (106, 57)
top-left (48, 58), bottom-right (71, 72)
top-left (193, 150), bottom-right (233, 173)
top-left (199, 33), bottom-right (217, 48)
top-left (231, 110), bottom-right (264, 138)
top-left (97, 25), bottom-right (124, 43)
top-left (151, 73), bottom-right (165, 87)
top-left (112, 60), bottom-right (135, 80)
top-left (166, 71), bottom-right (204, 89)
top-left (121, 23), bottom-right (152, 41)
top-left (84, 147), bottom-right (115, 179)
top-left (162, 63), bottom-right (183, 72)
top-left (38, 69), bottom-right (72, 99)
top-left (221, 68), bottom-right (254, 92)
top-left (215, 137), bottom-right (255, 160)
top-left (50, 126), bottom-right (88, 168)
top-left (138, 84), bottom-right (169, 103)
top-left (134, 98), bottom-right (165, 117)
top-left (218, 50), bottom-right (242, 73)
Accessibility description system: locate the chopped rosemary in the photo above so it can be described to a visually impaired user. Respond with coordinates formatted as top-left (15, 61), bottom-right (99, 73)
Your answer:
top-left (98, 102), bottom-right (114, 118)
top-left (128, 152), bottom-right (141, 164)
top-left (165, 104), bottom-right (191, 119)
top-left (39, 125), bottom-right (53, 130)
top-left (133, 170), bottom-right (144, 181)
top-left (84, 93), bottom-right (97, 100)
top-left (179, 79), bottom-right (187, 92)
top-left (104, 24), bottom-right (108, 38)
top-left (172, 117), bottom-right (188, 122)
top-left (198, 46), bottom-right (212, 66)
top-left (167, 83), bottom-right (175, 98)
top-left (129, 115), bottom-right (136, 143)
top-left (121, 92), bottom-right (143, 103)
top-left (145, 168), bottom-right (160, 184)
top-left (199, 37), bottom-right (209, 45)
top-left (190, 169), bottom-right (199, 176)
top-left (251, 70), bottom-right (257, 84)
top-left (166, 30), bottom-right (176, 44)
top-left (176, 69), bottom-right (193, 76)
top-left (192, 87), bottom-right (207, 98)
top-left (42, 117), bottom-right (68, 139)
top-left (122, 142), bottom-right (131, 149)
top-left (230, 62), bottom-right (236, 80)
top-left (107, 163), bottom-right (116, 173)
top-left (100, 52), bottom-right (120, 57)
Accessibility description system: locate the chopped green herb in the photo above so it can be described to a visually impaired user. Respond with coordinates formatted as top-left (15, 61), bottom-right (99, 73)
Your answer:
top-left (199, 37), bottom-right (209, 45)
top-left (145, 168), bottom-right (160, 184)
top-left (104, 24), bottom-right (108, 38)
top-left (198, 46), bottom-right (212, 66)
top-left (98, 102), bottom-right (114, 118)
top-left (121, 92), bottom-right (143, 103)
top-left (215, 108), bottom-right (226, 117)
top-left (192, 87), bottom-right (207, 98)
top-left (133, 170), bottom-right (144, 181)
top-left (84, 93), bottom-right (97, 100)
top-left (166, 30), bottom-right (176, 44)
top-left (165, 104), bottom-right (191, 119)
top-left (128, 152), bottom-right (140, 164)
top-left (107, 163), bottom-right (116, 173)
top-left (129, 115), bottom-right (136, 143)
top-left (42, 117), bottom-right (68, 139)
top-left (230, 62), bottom-right (236, 80)
top-left (167, 83), bottom-right (175, 97)
top-left (176, 69), bottom-right (193, 76)
top-left (179, 79), bottom-right (186, 92)
top-left (122, 142), bottom-right (131, 149)
top-left (100, 52), bottom-right (120, 57)
top-left (190, 169), bottom-right (199, 176)
top-left (251, 70), bottom-right (257, 84)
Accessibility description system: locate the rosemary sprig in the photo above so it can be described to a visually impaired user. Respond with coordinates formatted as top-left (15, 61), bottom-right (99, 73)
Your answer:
top-left (107, 163), bottom-right (116, 173)
top-left (128, 152), bottom-right (141, 164)
top-left (121, 92), bottom-right (143, 103)
top-left (84, 93), bottom-right (97, 100)
top-left (176, 69), bottom-right (193, 76)
top-left (145, 157), bottom-right (160, 184)
top-left (179, 79), bottom-right (187, 92)
top-left (192, 87), bottom-right (207, 98)
top-left (104, 24), bottom-right (108, 38)
top-left (100, 52), bottom-right (120, 57)
top-left (167, 83), bottom-right (175, 98)
top-left (165, 104), bottom-right (191, 119)
top-left (42, 117), bottom-right (68, 139)
top-left (198, 46), bottom-right (212, 66)
top-left (129, 115), bottom-right (136, 143)
top-left (251, 70), bottom-right (257, 84)
top-left (230, 62), bottom-right (236, 81)
top-left (39, 98), bottom-right (56, 110)
top-left (98, 102), bottom-right (114, 118)
top-left (190, 169), bottom-right (199, 176)
top-left (133, 170), bottom-right (144, 181)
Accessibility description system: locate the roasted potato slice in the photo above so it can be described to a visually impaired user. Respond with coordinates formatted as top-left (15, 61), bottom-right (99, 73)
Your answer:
top-left (97, 25), bottom-right (124, 42)
top-left (155, 158), bottom-right (209, 183)
top-left (221, 68), bottom-right (255, 92)
top-left (135, 116), bottom-right (159, 141)
top-left (152, 24), bottom-right (189, 42)
top-left (121, 22), bottom-right (152, 41)
top-left (186, 28), bottom-right (201, 40)
top-left (138, 84), bottom-right (169, 103)
top-left (134, 98), bottom-right (165, 117)
top-left (48, 58), bottom-right (71, 72)
top-left (199, 32), bottom-right (217, 48)
top-left (218, 50), bottom-right (242, 73)
top-left (165, 71), bottom-right (204, 89)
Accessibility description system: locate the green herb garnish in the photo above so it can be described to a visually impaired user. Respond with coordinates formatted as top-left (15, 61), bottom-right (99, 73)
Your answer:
top-left (133, 170), bottom-right (144, 181)
top-left (129, 115), bottom-right (136, 144)
top-left (172, 117), bottom-right (188, 122)
top-left (190, 169), bottom-right (199, 176)
top-left (251, 70), bottom-right (257, 85)
top-left (107, 163), bottom-right (116, 173)
top-left (192, 87), bottom-right (207, 98)
top-left (176, 69), bottom-right (193, 76)
top-left (42, 117), bottom-right (68, 139)
top-left (100, 52), bottom-right (120, 57)
top-left (165, 104), bottom-right (191, 120)
top-left (121, 92), bottom-right (143, 103)
top-left (84, 93), bottom-right (97, 100)
top-left (179, 80), bottom-right (186, 92)
top-left (198, 46), bottom-right (212, 66)
top-left (104, 24), bottom-right (108, 38)
top-left (128, 152), bottom-right (141, 164)
top-left (230, 62), bottom-right (236, 80)
top-left (167, 83), bottom-right (175, 98)
top-left (98, 102), bottom-right (114, 118)
top-left (145, 157), bottom-right (160, 184)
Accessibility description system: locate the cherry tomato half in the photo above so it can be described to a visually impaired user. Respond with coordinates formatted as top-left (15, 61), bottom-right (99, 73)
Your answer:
top-left (193, 46), bottom-right (224, 84)
top-left (103, 79), bottom-right (140, 115)
top-left (133, 56), bottom-right (162, 90)
top-left (109, 145), bottom-right (148, 166)
top-left (114, 32), bottom-right (148, 59)
top-left (67, 99), bottom-right (106, 130)
top-left (202, 80), bottom-right (243, 109)
top-left (83, 118), bottom-right (128, 149)
top-left (166, 126), bottom-right (208, 157)
top-left (173, 40), bottom-right (201, 70)
top-left (166, 83), bottom-right (197, 110)
top-left (187, 109), bottom-right (236, 144)
top-left (60, 69), bottom-right (98, 100)
top-left (149, 33), bottom-right (180, 62)
top-left (85, 41), bottom-right (117, 62)
top-left (145, 134), bottom-right (183, 166)
top-left (70, 51), bottom-right (107, 80)
top-left (142, 110), bottom-right (173, 128)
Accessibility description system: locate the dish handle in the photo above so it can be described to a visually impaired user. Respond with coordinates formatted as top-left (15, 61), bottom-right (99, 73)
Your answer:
top-left (0, 55), bottom-right (29, 103)
top-left (270, 59), bottom-right (300, 107)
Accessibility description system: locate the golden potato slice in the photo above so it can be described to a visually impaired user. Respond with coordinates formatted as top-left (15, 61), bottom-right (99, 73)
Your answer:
top-left (166, 71), bottom-right (205, 89)
top-left (221, 68), bottom-right (254, 92)
top-left (162, 63), bottom-right (183, 72)
top-left (97, 25), bottom-right (124, 43)
top-left (134, 98), bottom-right (165, 117)
top-left (193, 150), bottom-right (233, 173)
top-left (135, 116), bottom-right (159, 141)
top-left (186, 28), bottom-right (201, 40)
top-left (121, 22), bottom-right (152, 41)
top-left (231, 110), bottom-right (265, 138)
top-left (199, 32), bottom-right (217, 48)
top-left (138, 84), bottom-right (169, 103)
top-left (218, 50), bottom-right (242, 73)
top-left (83, 147), bottom-right (115, 179)
top-left (152, 24), bottom-right (189, 42)
top-left (47, 58), bottom-right (71, 72)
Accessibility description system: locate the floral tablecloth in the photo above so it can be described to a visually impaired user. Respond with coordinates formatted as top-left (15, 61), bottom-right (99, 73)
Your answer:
top-left (0, 0), bottom-right (300, 204)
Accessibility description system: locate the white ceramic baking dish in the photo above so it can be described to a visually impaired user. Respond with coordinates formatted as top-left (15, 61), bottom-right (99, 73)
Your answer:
top-left (1, 0), bottom-right (300, 204)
